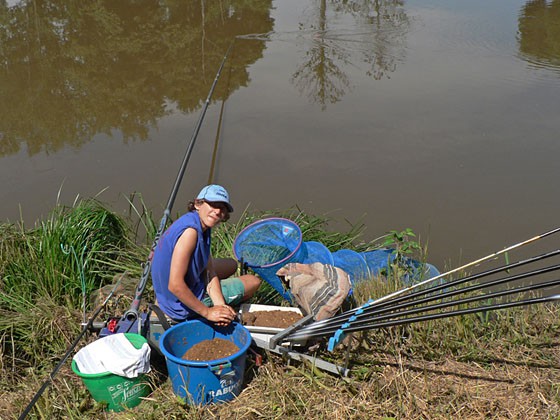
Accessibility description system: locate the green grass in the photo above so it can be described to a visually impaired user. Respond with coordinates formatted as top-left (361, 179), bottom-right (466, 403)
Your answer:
top-left (2, 199), bottom-right (560, 419)
top-left (0, 199), bottom-right (147, 369)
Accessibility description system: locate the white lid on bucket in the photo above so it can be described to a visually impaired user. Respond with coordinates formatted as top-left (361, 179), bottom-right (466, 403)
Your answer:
top-left (73, 333), bottom-right (151, 378)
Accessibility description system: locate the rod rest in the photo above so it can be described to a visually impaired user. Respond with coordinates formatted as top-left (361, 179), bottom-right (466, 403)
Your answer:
top-left (269, 314), bottom-right (315, 348)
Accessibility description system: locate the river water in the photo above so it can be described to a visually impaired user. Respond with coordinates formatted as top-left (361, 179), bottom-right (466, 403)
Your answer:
top-left (1, 0), bottom-right (559, 269)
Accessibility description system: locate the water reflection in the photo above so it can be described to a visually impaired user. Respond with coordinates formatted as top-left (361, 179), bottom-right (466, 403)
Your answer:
top-left (517, 0), bottom-right (560, 71)
top-left (0, 0), bottom-right (273, 157)
top-left (292, 0), bottom-right (409, 109)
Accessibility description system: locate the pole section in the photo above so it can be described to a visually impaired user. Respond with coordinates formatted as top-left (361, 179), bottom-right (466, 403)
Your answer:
top-left (372, 226), bottom-right (560, 307)
top-left (123, 41), bottom-right (235, 322)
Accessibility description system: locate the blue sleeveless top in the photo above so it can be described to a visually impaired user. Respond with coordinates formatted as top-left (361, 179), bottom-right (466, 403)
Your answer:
top-left (151, 211), bottom-right (211, 321)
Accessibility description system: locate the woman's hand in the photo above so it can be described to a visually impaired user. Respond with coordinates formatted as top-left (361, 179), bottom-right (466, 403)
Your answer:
top-left (204, 304), bottom-right (236, 326)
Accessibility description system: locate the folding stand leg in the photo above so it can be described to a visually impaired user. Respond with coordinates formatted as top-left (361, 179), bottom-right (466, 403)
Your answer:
top-left (251, 334), bottom-right (349, 377)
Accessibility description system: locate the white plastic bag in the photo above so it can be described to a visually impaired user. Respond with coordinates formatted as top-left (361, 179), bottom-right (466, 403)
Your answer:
top-left (73, 333), bottom-right (151, 378)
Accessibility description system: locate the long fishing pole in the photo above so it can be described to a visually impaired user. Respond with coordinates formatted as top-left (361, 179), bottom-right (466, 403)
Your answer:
top-left (370, 226), bottom-right (560, 307)
top-left (308, 248), bottom-right (560, 332)
top-left (290, 258), bottom-right (560, 339)
top-left (208, 44), bottom-right (234, 185)
top-left (322, 291), bottom-right (560, 335)
top-left (19, 275), bottom-right (124, 420)
top-left (353, 263), bottom-right (560, 325)
top-left (289, 274), bottom-right (560, 340)
top-left (356, 276), bottom-right (560, 328)
top-left (122, 41), bottom-right (235, 324)
top-left (207, 98), bottom-right (226, 184)
top-left (289, 262), bottom-right (560, 339)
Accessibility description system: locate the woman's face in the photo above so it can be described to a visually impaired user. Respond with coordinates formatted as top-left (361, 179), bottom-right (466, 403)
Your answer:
top-left (195, 200), bottom-right (229, 229)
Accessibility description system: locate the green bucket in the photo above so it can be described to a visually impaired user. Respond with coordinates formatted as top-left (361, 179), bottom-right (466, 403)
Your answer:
top-left (72, 333), bottom-right (151, 412)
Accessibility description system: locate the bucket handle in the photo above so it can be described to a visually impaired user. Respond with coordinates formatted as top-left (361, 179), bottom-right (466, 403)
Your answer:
top-left (209, 361), bottom-right (232, 376)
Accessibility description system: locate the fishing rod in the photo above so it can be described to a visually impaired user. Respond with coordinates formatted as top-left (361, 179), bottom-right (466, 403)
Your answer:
top-left (18, 275), bottom-right (124, 420)
top-left (207, 98), bottom-right (226, 185)
top-left (318, 291), bottom-right (560, 336)
top-left (207, 47), bottom-right (235, 186)
top-left (351, 262), bottom-right (560, 325)
top-left (289, 272), bottom-right (560, 340)
top-left (306, 248), bottom-right (560, 332)
top-left (122, 41), bottom-right (235, 326)
top-left (356, 276), bottom-right (560, 328)
top-left (289, 258), bottom-right (560, 339)
top-left (370, 226), bottom-right (560, 307)
top-left (290, 256), bottom-right (560, 339)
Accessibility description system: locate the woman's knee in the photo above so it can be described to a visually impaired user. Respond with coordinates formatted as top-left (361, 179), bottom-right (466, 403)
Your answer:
top-left (241, 274), bottom-right (261, 297)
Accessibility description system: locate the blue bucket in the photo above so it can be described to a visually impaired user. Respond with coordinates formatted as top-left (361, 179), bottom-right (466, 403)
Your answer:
top-left (159, 320), bottom-right (251, 405)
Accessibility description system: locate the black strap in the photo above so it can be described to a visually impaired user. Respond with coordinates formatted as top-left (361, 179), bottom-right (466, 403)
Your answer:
top-left (149, 303), bottom-right (172, 331)
top-left (239, 258), bottom-right (248, 275)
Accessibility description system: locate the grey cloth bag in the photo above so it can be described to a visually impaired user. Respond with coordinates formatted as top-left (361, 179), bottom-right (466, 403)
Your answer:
top-left (276, 262), bottom-right (351, 321)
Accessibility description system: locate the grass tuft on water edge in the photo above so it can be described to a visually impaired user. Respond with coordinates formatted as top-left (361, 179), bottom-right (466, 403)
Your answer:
top-left (0, 198), bottom-right (147, 370)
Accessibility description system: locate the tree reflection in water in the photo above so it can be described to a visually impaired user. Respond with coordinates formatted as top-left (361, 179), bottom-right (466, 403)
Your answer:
top-left (291, 0), bottom-right (410, 110)
top-left (0, 0), bottom-right (273, 157)
top-left (517, 0), bottom-right (560, 71)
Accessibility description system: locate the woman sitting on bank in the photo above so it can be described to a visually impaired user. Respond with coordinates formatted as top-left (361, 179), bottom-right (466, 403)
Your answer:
top-left (151, 185), bottom-right (261, 326)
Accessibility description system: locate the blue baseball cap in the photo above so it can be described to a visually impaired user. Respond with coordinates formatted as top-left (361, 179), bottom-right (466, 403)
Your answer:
top-left (197, 184), bottom-right (233, 212)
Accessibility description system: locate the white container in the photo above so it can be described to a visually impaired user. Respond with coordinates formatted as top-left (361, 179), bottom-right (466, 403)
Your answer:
top-left (238, 303), bottom-right (303, 334)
